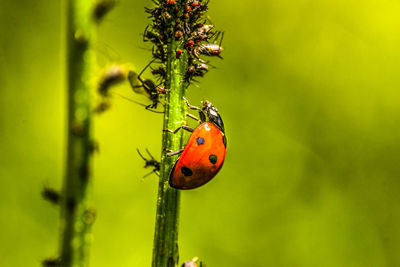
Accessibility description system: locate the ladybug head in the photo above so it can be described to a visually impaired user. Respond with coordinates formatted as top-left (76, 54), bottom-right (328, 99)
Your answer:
top-left (202, 100), bottom-right (225, 133)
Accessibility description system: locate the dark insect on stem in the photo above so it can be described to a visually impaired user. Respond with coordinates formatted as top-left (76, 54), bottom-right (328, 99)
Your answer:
top-left (194, 43), bottom-right (223, 59)
top-left (93, 99), bottom-right (111, 114)
top-left (95, 64), bottom-right (127, 114)
top-left (192, 24), bottom-right (218, 43)
top-left (176, 49), bottom-right (182, 59)
top-left (143, 25), bottom-right (160, 43)
top-left (151, 65), bottom-right (167, 82)
top-left (128, 60), bottom-right (167, 111)
top-left (137, 148), bottom-right (161, 178)
top-left (193, 32), bottom-right (224, 60)
top-left (97, 64), bottom-right (127, 97)
top-left (152, 45), bottom-right (167, 62)
top-left (144, 0), bottom-right (223, 86)
top-left (175, 31), bottom-right (183, 39)
top-left (42, 257), bottom-right (62, 267)
top-left (185, 62), bottom-right (209, 82)
top-left (187, 0), bottom-right (200, 7)
top-left (41, 187), bottom-right (61, 205)
top-left (92, 0), bottom-right (116, 23)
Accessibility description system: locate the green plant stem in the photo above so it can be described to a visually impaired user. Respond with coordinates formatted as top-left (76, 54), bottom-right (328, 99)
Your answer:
top-left (152, 40), bottom-right (188, 267)
top-left (59, 0), bottom-right (95, 266)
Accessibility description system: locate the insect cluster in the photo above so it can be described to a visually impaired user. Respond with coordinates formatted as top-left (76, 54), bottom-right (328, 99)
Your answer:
top-left (94, 0), bottom-right (224, 115)
top-left (144, 0), bottom-right (223, 85)
top-left (132, 0), bottom-right (226, 189)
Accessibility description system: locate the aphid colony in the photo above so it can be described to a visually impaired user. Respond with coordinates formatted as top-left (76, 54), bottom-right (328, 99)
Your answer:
top-left (137, 0), bottom-right (226, 189)
top-left (94, 0), bottom-right (223, 114)
top-left (94, 0), bottom-right (226, 190)
top-left (144, 0), bottom-right (223, 86)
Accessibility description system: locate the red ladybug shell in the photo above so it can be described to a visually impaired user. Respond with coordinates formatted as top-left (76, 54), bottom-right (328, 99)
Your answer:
top-left (169, 122), bottom-right (226, 189)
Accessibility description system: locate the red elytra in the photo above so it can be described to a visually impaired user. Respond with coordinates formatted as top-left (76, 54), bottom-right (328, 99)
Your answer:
top-left (169, 100), bottom-right (227, 190)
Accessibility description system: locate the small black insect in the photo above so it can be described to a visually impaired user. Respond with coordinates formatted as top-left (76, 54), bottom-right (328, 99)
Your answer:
top-left (41, 187), bottom-right (61, 205)
top-left (128, 60), bottom-right (167, 112)
top-left (137, 148), bottom-right (161, 178)
top-left (152, 65), bottom-right (167, 79)
top-left (185, 62), bottom-right (209, 82)
top-left (97, 64), bottom-right (127, 97)
top-left (42, 257), bottom-right (61, 267)
top-left (92, 0), bottom-right (116, 23)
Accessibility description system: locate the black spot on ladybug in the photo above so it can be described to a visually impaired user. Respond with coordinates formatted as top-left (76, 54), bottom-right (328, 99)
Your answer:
top-left (181, 166), bottom-right (193, 176)
top-left (196, 137), bottom-right (205, 145)
top-left (222, 135), bottom-right (227, 148)
top-left (209, 154), bottom-right (217, 164)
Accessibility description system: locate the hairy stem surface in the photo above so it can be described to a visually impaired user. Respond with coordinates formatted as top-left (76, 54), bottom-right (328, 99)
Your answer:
top-left (152, 40), bottom-right (188, 267)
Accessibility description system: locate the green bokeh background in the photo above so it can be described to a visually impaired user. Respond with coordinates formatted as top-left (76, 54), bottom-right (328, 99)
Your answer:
top-left (1, 0), bottom-right (400, 266)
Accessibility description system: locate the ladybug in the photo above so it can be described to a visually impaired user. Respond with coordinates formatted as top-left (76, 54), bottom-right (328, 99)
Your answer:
top-left (166, 99), bottom-right (227, 189)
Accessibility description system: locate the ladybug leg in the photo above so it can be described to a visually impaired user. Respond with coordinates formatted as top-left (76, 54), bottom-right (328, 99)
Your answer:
top-left (183, 97), bottom-right (206, 121)
top-left (164, 125), bottom-right (194, 134)
top-left (183, 97), bottom-right (202, 112)
top-left (166, 149), bottom-right (184, 157)
top-left (186, 113), bottom-right (201, 123)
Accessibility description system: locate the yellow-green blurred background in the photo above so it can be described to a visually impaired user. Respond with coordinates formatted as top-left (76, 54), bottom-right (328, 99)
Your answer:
top-left (1, 0), bottom-right (400, 266)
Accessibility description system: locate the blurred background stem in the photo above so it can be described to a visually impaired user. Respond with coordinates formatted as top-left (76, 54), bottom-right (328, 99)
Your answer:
top-left (152, 39), bottom-right (188, 267)
top-left (59, 0), bottom-right (96, 266)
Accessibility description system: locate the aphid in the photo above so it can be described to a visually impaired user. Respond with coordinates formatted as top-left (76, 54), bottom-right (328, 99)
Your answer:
top-left (143, 25), bottom-right (160, 44)
top-left (128, 61), bottom-right (167, 111)
top-left (188, 0), bottom-right (200, 7)
top-left (97, 64), bottom-right (128, 97)
top-left (92, 0), bottom-right (116, 23)
top-left (194, 43), bottom-right (223, 58)
top-left (83, 207), bottom-right (97, 224)
top-left (197, 24), bottom-right (214, 35)
top-left (41, 187), bottom-right (61, 205)
top-left (175, 31), bottom-right (183, 39)
top-left (93, 99), bottom-right (111, 114)
top-left (181, 257), bottom-right (202, 267)
top-left (42, 257), bottom-right (61, 267)
top-left (151, 65), bottom-right (167, 82)
top-left (161, 11), bottom-right (172, 21)
top-left (152, 45), bottom-right (167, 62)
top-left (176, 49), bottom-right (182, 59)
top-left (192, 24), bottom-right (217, 42)
top-left (137, 148), bottom-right (161, 178)
top-left (166, 99), bottom-right (227, 189)
top-left (185, 63), bottom-right (209, 82)
top-left (185, 40), bottom-right (194, 47)
top-left (189, 0), bottom-right (208, 15)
